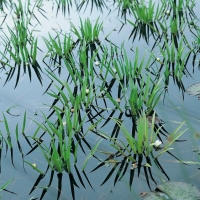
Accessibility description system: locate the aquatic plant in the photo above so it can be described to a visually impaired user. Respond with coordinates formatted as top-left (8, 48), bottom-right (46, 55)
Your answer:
top-left (87, 111), bottom-right (186, 190)
top-left (156, 36), bottom-right (191, 92)
top-left (31, 107), bottom-right (96, 200)
top-left (77, 0), bottom-right (107, 13)
top-left (186, 82), bottom-right (200, 96)
top-left (128, 0), bottom-right (166, 43)
top-left (70, 17), bottom-right (103, 58)
top-left (0, 0), bottom-right (45, 87)
top-left (42, 33), bottom-right (74, 75)
top-left (0, 0), bottom-right (12, 11)
top-left (55, 0), bottom-right (73, 16)
top-left (141, 181), bottom-right (200, 200)
top-left (114, 0), bottom-right (135, 20)
top-left (0, 0), bottom-right (198, 199)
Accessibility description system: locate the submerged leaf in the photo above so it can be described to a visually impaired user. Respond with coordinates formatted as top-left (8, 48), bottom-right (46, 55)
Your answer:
top-left (186, 82), bottom-right (200, 96)
top-left (141, 181), bottom-right (200, 200)
top-left (157, 181), bottom-right (200, 200)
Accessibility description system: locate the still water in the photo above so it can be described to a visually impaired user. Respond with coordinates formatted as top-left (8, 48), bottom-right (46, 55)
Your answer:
top-left (0, 0), bottom-right (200, 199)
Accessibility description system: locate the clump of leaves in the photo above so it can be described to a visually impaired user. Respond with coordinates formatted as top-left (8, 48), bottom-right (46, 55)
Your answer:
top-left (0, 0), bottom-right (45, 87)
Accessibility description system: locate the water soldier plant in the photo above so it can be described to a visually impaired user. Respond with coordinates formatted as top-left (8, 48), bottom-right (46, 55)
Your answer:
top-left (0, 0), bottom-right (199, 199)
top-left (0, 0), bottom-right (45, 87)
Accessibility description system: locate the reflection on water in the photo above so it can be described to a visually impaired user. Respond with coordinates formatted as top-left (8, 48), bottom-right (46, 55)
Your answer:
top-left (0, 0), bottom-right (200, 199)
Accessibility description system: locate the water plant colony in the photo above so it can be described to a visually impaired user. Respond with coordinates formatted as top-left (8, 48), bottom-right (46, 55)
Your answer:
top-left (0, 0), bottom-right (200, 199)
